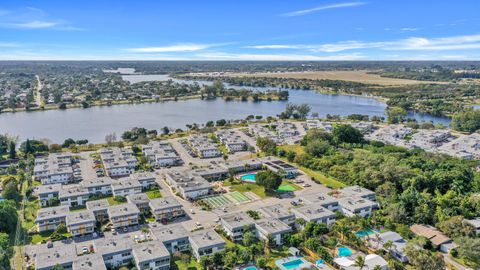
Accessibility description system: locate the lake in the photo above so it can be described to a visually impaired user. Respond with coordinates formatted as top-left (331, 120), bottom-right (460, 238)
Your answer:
top-left (0, 75), bottom-right (451, 143)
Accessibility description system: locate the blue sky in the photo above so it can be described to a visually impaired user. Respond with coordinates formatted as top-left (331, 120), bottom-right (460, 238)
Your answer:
top-left (1, 0), bottom-right (480, 60)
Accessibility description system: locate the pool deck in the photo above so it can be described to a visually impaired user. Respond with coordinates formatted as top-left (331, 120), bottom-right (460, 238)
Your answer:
top-left (275, 257), bottom-right (311, 270)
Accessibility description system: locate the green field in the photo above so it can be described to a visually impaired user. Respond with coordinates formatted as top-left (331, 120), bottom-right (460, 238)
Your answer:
top-left (277, 184), bottom-right (297, 192)
top-left (202, 191), bottom-right (251, 208)
top-left (146, 188), bottom-right (162, 199)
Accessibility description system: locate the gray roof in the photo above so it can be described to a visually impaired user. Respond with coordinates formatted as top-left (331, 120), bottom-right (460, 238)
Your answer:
top-left (33, 241), bottom-right (76, 269)
top-left (258, 204), bottom-right (295, 220)
top-left (291, 204), bottom-right (335, 221)
top-left (189, 229), bottom-right (226, 250)
top-left (220, 212), bottom-right (255, 230)
top-left (111, 177), bottom-right (142, 191)
top-left (340, 185), bottom-right (376, 199)
top-left (36, 205), bottom-right (70, 222)
top-left (126, 193), bottom-right (150, 205)
top-left (73, 253), bottom-right (107, 270)
top-left (59, 185), bottom-right (89, 198)
top-left (86, 199), bottom-right (109, 212)
top-left (338, 197), bottom-right (377, 211)
top-left (130, 172), bottom-right (156, 182)
top-left (107, 203), bottom-right (140, 218)
top-left (149, 196), bottom-right (182, 211)
top-left (301, 193), bottom-right (339, 206)
top-left (66, 210), bottom-right (96, 226)
top-left (95, 233), bottom-right (132, 255)
top-left (35, 183), bottom-right (62, 195)
top-left (82, 177), bottom-right (113, 188)
top-left (132, 241), bottom-right (170, 263)
top-left (150, 223), bottom-right (189, 243)
top-left (255, 218), bottom-right (292, 235)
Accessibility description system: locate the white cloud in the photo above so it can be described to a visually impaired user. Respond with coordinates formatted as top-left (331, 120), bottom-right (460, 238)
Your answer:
top-left (125, 44), bottom-right (215, 53)
top-left (1, 20), bottom-right (59, 29)
top-left (196, 52), bottom-right (365, 61)
top-left (400, 27), bottom-right (420, 32)
top-left (283, 2), bottom-right (366, 17)
top-left (247, 34), bottom-right (480, 53)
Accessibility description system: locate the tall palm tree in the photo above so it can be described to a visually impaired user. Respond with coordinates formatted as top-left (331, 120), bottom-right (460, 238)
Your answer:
top-left (353, 255), bottom-right (366, 270)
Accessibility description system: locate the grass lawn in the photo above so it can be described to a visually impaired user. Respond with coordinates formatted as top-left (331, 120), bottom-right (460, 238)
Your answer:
top-left (107, 196), bottom-right (127, 206)
top-left (277, 180), bottom-right (301, 192)
top-left (225, 180), bottom-right (267, 198)
top-left (174, 256), bottom-right (202, 270)
top-left (145, 188), bottom-right (162, 199)
top-left (30, 231), bottom-right (53, 244)
top-left (278, 145), bottom-right (346, 189)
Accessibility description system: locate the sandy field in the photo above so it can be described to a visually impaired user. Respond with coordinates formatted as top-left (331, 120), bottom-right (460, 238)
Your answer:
top-left (227, 70), bottom-right (448, 86)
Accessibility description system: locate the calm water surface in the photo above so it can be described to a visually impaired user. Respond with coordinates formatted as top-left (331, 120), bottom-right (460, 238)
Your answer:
top-left (0, 75), bottom-right (450, 143)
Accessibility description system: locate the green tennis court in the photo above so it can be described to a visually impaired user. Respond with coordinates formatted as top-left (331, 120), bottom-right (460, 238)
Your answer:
top-left (228, 191), bottom-right (250, 203)
top-left (202, 194), bottom-right (233, 208)
top-left (277, 184), bottom-right (297, 192)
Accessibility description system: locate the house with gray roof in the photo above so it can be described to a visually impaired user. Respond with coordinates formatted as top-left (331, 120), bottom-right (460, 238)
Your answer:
top-left (130, 172), bottom-right (157, 190)
top-left (340, 185), bottom-right (376, 201)
top-left (150, 223), bottom-right (190, 253)
top-left (73, 253), bottom-right (107, 270)
top-left (255, 218), bottom-right (292, 246)
top-left (291, 204), bottom-right (336, 226)
top-left (301, 193), bottom-right (339, 211)
top-left (220, 212), bottom-right (256, 241)
top-left (126, 193), bottom-right (150, 214)
top-left (35, 183), bottom-right (62, 207)
top-left (132, 241), bottom-right (170, 270)
top-left (164, 170), bottom-right (213, 200)
top-left (338, 197), bottom-right (377, 218)
top-left (59, 184), bottom-right (89, 207)
top-left (111, 177), bottom-right (142, 197)
top-left (189, 229), bottom-right (226, 260)
top-left (66, 210), bottom-right (96, 236)
top-left (82, 177), bottom-right (113, 196)
top-left (35, 205), bottom-right (70, 232)
top-left (86, 199), bottom-right (109, 222)
top-left (107, 203), bottom-right (140, 229)
top-left (258, 204), bottom-right (296, 226)
top-left (149, 196), bottom-right (185, 221)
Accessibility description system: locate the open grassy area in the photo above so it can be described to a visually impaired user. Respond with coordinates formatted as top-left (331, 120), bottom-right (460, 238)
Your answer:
top-left (278, 145), bottom-right (345, 189)
top-left (107, 196), bottom-right (127, 206)
top-left (173, 255), bottom-right (202, 270)
top-left (229, 70), bottom-right (447, 86)
top-left (145, 188), bottom-right (162, 199)
top-left (225, 180), bottom-right (268, 198)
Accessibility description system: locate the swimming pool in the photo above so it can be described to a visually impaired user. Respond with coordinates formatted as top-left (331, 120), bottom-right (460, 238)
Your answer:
top-left (244, 267), bottom-right (257, 270)
top-left (355, 229), bottom-right (378, 237)
top-left (337, 246), bottom-right (354, 257)
top-left (240, 173), bottom-right (257, 182)
top-left (275, 257), bottom-right (308, 270)
top-left (282, 259), bottom-right (305, 269)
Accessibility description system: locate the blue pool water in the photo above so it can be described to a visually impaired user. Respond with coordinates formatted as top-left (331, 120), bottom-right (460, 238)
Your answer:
top-left (282, 259), bottom-right (305, 269)
top-left (355, 229), bottom-right (377, 237)
top-left (337, 246), bottom-right (354, 257)
top-left (240, 173), bottom-right (257, 182)
top-left (245, 267), bottom-right (257, 270)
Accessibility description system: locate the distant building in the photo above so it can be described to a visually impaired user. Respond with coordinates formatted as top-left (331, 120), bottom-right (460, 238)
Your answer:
top-left (149, 196), bottom-right (185, 222)
top-left (107, 203), bottom-right (140, 229)
top-left (410, 224), bottom-right (458, 253)
top-left (65, 210), bottom-right (96, 236)
top-left (35, 205), bottom-right (69, 232)
top-left (220, 212), bottom-right (256, 241)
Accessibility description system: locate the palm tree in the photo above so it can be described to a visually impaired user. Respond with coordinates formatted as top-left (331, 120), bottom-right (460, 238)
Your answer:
top-left (353, 255), bottom-right (366, 270)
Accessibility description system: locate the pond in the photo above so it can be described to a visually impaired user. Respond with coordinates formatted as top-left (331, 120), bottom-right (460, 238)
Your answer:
top-left (0, 74), bottom-right (451, 143)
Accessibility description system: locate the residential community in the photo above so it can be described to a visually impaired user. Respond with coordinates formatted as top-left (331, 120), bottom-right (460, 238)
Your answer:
top-left (2, 119), bottom-right (472, 270)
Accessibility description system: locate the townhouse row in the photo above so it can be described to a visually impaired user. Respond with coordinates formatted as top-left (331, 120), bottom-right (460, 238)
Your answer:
top-left (28, 224), bottom-right (226, 270)
top-left (99, 147), bottom-right (137, 177)
top-left (187, 134), bottom-right (222, 158)
top-left (34, 172), bottom-right (157, 207)
top-left (219, 186), bottom-right (377, 246)
top-left (33, 153), bottom-right (76, 185)
top-left (35, 194), bottom-right (185, 234)
top-left (142, 141), bottom-right (183, 167)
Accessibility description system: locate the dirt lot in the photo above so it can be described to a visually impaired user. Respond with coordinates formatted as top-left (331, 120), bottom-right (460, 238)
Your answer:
top-left (228, 70), bottom-right (447, 86)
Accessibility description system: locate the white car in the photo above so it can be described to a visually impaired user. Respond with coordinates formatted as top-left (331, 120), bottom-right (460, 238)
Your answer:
top-left (190, 209), bottom-right (195, 214)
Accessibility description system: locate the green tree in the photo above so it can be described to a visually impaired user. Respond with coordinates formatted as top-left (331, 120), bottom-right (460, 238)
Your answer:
top-left (387, 106), bottom-right (407, 124)
top-left (2, 182), bottom-right (20, 202)
top-left (0, 232), bottom-right (13, 269)
top-left (332, 124), bottom-right (364, 144)
top-left (8, 141), bottom-right (16, 159)
top-left (305, 140), bottom-right (330, 157)
top-left (353, 256), bottom-right (366, 270)
top-left (404, 243), bottom-right (445, 270)
top-left (256, 170), bottom-right (282, 192)
top-left (256, 137), bottom-right (277, 155)
top-left (0, 200), bottom-right (18, 234)
top-left (451, 109), bottom-right (480, 132)
top-left (457, 237), bottom-right (480, 265)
